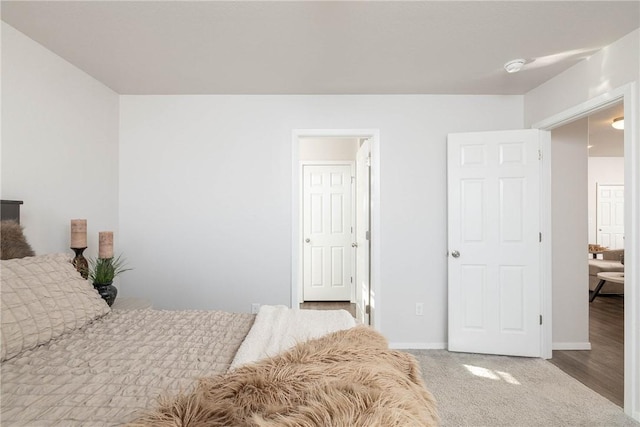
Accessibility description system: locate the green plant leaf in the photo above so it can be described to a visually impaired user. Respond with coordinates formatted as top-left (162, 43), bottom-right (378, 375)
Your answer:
top-left (88, 254), bottom-right (132, 284)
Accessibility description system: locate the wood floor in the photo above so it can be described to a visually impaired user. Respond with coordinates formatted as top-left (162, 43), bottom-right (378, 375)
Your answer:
top-left (549, 295), bottom-right (624, 407)
top-left (299, 301), bottom-right (356, 318)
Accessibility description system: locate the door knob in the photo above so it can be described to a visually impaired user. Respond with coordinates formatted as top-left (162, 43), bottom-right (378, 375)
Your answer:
top-left (352, 242), bottom-right (358, 248)
top-left (451, 250), bottom-right (460, 258)
top-left (305, 238), bottom-right (310, 243)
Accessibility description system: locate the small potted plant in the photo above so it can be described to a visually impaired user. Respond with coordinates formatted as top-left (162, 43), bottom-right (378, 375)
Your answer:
top-left (89, 254), bottom-right (131, 306)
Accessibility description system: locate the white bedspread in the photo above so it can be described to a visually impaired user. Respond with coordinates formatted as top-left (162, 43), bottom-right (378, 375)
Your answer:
top-left (229, 305), bottom-right (356, 370)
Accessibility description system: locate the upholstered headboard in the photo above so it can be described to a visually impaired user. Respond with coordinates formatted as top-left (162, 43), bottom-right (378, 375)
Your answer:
top-left (1, 200), bottom-right (23, 223)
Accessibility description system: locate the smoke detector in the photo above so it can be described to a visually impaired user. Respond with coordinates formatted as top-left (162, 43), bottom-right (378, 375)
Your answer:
top-left (504, 59), bottom-right (526, 73)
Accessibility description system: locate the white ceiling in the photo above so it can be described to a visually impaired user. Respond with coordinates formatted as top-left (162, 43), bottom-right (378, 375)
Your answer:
top-left (3, 1), bottom-right (632, 156)
top-left (2, 1), bottom-right (639, 96)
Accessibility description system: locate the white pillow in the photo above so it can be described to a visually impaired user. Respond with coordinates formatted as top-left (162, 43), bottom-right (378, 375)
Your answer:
top-left (1, 253), bottom-right (110, 361)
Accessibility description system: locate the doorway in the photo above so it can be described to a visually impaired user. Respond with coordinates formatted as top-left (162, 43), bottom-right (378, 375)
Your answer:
top-left (291, 130), bottom-right (380, 327)
top-left (547, 101), bottom-right (625, 407)
top-left (533, 84), bottom-right (637, 417)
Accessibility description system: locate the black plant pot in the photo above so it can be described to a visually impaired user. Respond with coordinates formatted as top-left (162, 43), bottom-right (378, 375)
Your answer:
top-left (93, 282), bottom-right (117, 306)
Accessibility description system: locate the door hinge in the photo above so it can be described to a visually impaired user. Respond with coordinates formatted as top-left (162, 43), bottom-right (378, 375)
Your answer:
top-left (366, 156), bottom-right (371, 167)
top-left (350, 276), bottom-right (353, 283)
top-left (365, 230), bottom-right (370, 241)
top-left (538, 149), bottom-right (542, 161)
top-left (351, 176), bottom-right (355, 183)
top-left (539, 232), bottom-right (542, 242)
top-left (365, 304), bottom-right (371, 314)
top-left (539, 315), bottom-right (543, 325)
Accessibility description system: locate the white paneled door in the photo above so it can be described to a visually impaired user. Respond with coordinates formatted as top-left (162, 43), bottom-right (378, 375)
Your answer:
top-left (597, 184), bottom-right (624, 249)
top-left (448, 129), bottom-right (542, 357)
top-left (303, 164), bottom-right (354, 301)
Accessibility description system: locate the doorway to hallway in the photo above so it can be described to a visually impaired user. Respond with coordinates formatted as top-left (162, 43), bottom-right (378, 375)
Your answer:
top-left (291, 130), bottom-right (379, 327)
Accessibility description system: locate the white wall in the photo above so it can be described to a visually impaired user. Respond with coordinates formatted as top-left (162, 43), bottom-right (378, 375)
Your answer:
top-left (587, 157), bottom-right (625, 244)
top-left (550, 119), bottom-right (589, 348)
top-left (1, 23), bottom-right (119, 257)
top-left (525, 29), bottom-right (640, 126)
top-left (119, 94), bottom-right (524, 345)
top-left (299, 137), bottom-right (359, 161)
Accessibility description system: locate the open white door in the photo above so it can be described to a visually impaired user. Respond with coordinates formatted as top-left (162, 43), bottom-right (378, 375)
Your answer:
top-left (448, 129), bottom-right (543, 357)
top-left (355, 140), bottom-right (371, 324)
top-left (597, 184), bottom-right (624, 249)
top-left (303, 163), bottom-right (354, 301)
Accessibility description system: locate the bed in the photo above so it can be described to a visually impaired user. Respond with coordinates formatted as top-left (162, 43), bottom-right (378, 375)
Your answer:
top-left (0, 220), bottom-right (438, 426)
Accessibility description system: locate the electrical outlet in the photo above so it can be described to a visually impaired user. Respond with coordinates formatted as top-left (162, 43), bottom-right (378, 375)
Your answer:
top-left (415, 302), bottom-right (424, 316)
top-left (251, 303), bottom-right (261, 314)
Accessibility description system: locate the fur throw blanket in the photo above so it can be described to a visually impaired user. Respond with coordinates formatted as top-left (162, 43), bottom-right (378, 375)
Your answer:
top-left (0, 220), bottom-right (35, 260)
top-left (130, 326), bottom-right (439, 426)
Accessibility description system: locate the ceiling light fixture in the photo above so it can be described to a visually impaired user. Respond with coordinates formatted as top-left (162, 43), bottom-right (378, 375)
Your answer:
top-left (504, 59), bottom-right (526, 73)
top-left (612, 117), bottom-right (624, 130)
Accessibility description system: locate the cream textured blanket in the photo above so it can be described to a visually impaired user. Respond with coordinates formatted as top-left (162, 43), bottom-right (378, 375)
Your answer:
top-left (130, 326), bottom-right (440, 426)
top-left (229, 304), bottom-right (356, 370)
top-left (1, 309), bottom-right (254, 426)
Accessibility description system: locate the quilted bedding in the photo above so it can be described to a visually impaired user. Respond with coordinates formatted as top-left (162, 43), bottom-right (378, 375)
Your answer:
top-left (1, 309), bottom-right (254, 426)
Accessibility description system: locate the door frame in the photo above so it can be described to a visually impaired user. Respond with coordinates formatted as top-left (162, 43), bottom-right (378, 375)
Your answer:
top-left (300, 161), bottom-right (356, 302)
top-left (355, 139), bottom-right (372, 325)
top-left (533, 82), bottom-right (638, 417)
top-left (291, 129), bottom-right (381, 330)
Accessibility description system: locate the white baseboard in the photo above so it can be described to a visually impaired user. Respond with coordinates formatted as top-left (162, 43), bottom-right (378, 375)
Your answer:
top-left (391, 342), bottom-right (592, 351)
top-left (552, 342), bottom-right (592, 350)
top-left (389, 342), bottom-right (446, 350)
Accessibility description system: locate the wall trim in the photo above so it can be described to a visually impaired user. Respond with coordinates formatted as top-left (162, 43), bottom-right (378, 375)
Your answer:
top-left (552, 342), bottom-right (592, 351)
top-left (389, 342), bottom-right (447, 350)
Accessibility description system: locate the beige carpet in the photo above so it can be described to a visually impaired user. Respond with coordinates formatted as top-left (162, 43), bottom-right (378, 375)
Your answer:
top-left (407, 349), bottom-right (639, 426)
